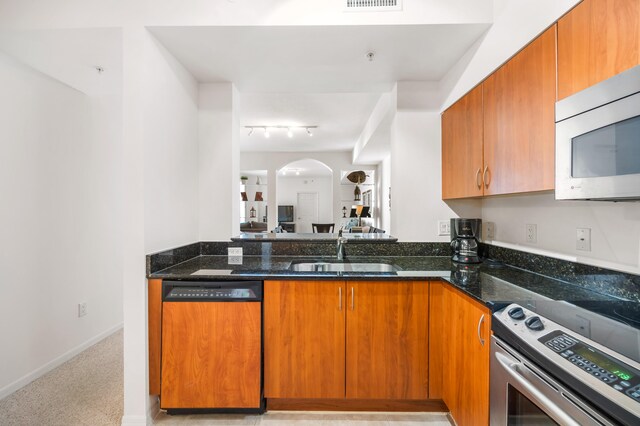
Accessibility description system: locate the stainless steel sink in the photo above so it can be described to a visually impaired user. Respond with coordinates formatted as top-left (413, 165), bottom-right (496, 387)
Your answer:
top-left (289, 261), bottom-right (398, 273)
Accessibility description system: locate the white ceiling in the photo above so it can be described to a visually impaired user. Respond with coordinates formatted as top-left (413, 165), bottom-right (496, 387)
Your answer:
top-left (148, 24), bottom-right (490, 92)
top-left (0, 28), bottom-right (122, 96)
top-left (0, 23), bottom-right (491, 161)
top-left (148, 24), bottom-right (489, 156)
top-left (239, 92), bottom-right (381, 152)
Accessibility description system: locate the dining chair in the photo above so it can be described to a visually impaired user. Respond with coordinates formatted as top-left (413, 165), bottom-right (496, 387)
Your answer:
top-left (312, 223), bottom-right (335, 233)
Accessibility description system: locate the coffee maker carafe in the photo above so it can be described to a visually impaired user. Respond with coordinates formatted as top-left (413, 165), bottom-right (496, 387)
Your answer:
top-left (450, 218), bottom-right (482, 264)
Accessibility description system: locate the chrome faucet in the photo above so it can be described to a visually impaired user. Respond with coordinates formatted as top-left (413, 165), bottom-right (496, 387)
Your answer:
top-left (337, 229), bottom-right (348, 260)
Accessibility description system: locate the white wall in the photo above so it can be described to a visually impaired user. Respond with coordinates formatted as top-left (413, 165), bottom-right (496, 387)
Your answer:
top-left (120, 27), bottom-right (200, 425)
top-left (278, 176), bottom-right (333, 231)
top-left (391, 83), bottom-right (481, 242)
top-left (378, 155), bottom-right (392, 233)
top-left (198, 83), bottom-right (240, 240)
top-left (483, 194), bottom-right (640, 274)
top-left (0, 49), bottom-right (123, 398)
top-left (143, 33), bottom-right (199, 253)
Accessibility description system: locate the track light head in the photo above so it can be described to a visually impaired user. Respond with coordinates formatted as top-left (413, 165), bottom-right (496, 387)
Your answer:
top-left (264, 127), bottom-right (270, 138)
top-left (306, 127), bottom-right (313, 137)
top-left (287, 127), bottom-right (293, 138)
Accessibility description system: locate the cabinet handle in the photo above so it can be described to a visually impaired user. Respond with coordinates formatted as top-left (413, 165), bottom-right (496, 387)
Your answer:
top-left (476, 168), bottom-right (482, 189)
top-left (483, 166), bottom-right (489, 188)
top-left (339, 287), bottom-right (342, 311)
top-left (351, 287), bottom-right (355, 311)
top-left (477, 314), bottom-right (485, 346)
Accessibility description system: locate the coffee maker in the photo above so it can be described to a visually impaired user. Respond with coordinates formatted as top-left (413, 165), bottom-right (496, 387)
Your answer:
top-left (450, 218), bottom-right (482, 264)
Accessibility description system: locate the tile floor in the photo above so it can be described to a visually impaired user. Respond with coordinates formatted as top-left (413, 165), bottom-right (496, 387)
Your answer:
top-left (154, 411), bottom-right (453, 425)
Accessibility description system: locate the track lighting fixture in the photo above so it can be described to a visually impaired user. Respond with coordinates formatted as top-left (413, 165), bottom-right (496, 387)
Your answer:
top-left (244, 125), bottom-right (318, 138)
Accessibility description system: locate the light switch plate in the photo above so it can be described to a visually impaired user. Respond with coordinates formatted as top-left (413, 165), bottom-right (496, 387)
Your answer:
top-left (228, 256), bottom-right (243, 265)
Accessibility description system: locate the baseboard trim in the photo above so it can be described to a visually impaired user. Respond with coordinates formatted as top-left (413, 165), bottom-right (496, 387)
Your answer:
top-left (266, 398), bottom-right (447, 412)
top-left (0, 323), bottom-right (124, 401)
top-left (120, 414), bottom-right (149, 426)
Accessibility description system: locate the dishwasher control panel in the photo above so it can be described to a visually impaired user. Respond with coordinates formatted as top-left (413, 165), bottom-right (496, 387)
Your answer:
top-left (162, 280), bottom-right (262, 302)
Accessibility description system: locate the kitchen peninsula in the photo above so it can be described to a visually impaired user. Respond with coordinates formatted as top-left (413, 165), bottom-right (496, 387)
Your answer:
top-left (147, 238), bottom-right (640, 424)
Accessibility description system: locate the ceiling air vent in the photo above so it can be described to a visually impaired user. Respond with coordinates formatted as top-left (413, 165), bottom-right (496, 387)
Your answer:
top-left (345, 0), bottom-right (402, 12)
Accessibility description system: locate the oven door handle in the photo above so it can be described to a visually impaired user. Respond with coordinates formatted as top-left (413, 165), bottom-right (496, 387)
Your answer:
top-left (494, 351), bottom-right (582, 426)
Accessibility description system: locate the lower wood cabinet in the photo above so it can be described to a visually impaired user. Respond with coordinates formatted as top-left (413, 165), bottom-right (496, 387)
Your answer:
top-left (264, 280), bottom-right (429, 400)
top-left (430, 281), bottom-right (491, 426)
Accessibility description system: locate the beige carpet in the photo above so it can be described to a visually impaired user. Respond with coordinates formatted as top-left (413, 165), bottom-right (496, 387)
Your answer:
top-left (0, 329), bottom-right (124, 426)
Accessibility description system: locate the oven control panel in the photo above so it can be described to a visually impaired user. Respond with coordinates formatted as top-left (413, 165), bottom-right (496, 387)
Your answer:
top-left (540, 330), bottom-right (640, 402)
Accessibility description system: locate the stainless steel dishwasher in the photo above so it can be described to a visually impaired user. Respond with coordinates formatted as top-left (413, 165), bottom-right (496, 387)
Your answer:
top-left (160, 280), bottom-right (264, 414)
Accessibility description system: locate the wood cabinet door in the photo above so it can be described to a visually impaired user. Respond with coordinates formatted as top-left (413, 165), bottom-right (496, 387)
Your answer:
top-left (442, 85), bottom-right (484, 200)
top-left (442, 285), bottom-right (491, 426)
top-left (161, 301), bottom-right (262, 409)
top-left (558, 0), bottom-right (640, 100)
top-left (483, 26), bottom-right (556, 196)
top-left (345, 281), bottom-right (429, 399)
top-left (264, 280), bottom-right (346, 399)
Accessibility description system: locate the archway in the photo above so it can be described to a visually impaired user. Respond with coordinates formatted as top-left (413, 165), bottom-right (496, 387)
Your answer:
top-left (276, 159), bottom-right (333, 233)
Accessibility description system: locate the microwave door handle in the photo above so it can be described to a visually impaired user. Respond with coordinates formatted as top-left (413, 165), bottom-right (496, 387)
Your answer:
top-left (494, 352), bottom-right (582, 426)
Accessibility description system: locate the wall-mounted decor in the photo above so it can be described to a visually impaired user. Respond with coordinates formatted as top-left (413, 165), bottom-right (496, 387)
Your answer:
top-left (241, 191), bottom-right (248, 201)
top-left (255, 191), bottom-right (263, 202)
top-left (363, 189), bottom-right (372, 207)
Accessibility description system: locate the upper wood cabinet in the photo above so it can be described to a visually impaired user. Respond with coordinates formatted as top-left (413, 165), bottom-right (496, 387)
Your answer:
top-left (264, 280), bottom-right (346, 399)
top-left (483, 26), bottom-right (557, 196)
top-left (430, 282), bottom-right (491, 426)
top-left (264, 280), bottom-right (429, 401)
top-left (442, 85), bottom-right (484, 200)
top-left (558, 0), bottom-right (640, 100)
top-left (442, 27), bottom-right (556, 199)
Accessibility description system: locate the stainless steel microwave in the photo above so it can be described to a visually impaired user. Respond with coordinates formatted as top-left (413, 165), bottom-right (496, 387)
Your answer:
top-left (556, 65), bottom-right (640, 201)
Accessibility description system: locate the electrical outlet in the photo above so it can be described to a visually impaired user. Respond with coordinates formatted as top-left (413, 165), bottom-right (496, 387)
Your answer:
top-left (576, 228), bottom-right (591, 251)
top-left (485, 222), bottom-right (495, 239)
top-left (78, 302), bottom-right (87, 318)
top-left (438, 220), bottom-right (450, 236)
top-left (228, 247), bottom-right (243, 257)
top-left (228, 256), bottom-right (243, 265)
top-left (525, 224), bottom-right (537, 244)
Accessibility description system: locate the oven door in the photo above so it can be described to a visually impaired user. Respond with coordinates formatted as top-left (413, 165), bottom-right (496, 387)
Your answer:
top-left (556, 90), bottom-right (640, 200)
top-left (490, 337), bottom-right (614, 426)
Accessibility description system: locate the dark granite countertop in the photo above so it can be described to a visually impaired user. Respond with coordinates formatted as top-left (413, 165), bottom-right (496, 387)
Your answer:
top-left (148, 254), bottom-right (631, 315)
top-left (149, 255), bottom-right (451, 280)
top-left (231, 233), bottom-right (398, 242)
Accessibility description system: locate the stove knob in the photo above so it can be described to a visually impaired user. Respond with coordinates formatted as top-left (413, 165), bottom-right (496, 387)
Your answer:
top-left (508, 306), bottom-right (526, 320)
top-left (525, 316), bottom-right (545, 331)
